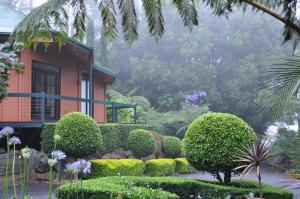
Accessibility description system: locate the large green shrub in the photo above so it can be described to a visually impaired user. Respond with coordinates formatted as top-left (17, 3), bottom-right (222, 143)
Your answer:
top-left (57, 176), bottom-right (293, 199)
top-left (163, 136), bottom-right (182, 158)
top-left (128, 129), bottom-right (156, 158)
top-left (40, 123), bottom-right (56, 155)
top-left (40, 123), bottom-right (142, 156)
top-left (55, 112), bottom-right (102, 157)
top-left (174, 158), bottom-right (196, 174)
top-left (183, 113), bottom-right (257, 184)
top-left (88, 159), bottom-right (145, 178)
top-left (145, 159), bottom-right (176, 176)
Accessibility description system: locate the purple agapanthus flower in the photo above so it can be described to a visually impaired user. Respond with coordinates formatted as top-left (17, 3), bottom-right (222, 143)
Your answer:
top-left (8, 136), bottom-right (21, 145)
top-left (183, 90), bottom-right (207, 106)
top-left (76, 159), bottom-right (91, 174)
top-left (1, 126), bottom-right (14, 137)
top-left (65, 162), bottom-right (79, 174)
top-left (51, 150), bottom-right (66, 160)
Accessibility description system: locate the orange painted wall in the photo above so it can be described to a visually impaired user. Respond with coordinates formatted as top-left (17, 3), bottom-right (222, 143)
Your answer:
top-left (0, 45), bottom-right (108, 123)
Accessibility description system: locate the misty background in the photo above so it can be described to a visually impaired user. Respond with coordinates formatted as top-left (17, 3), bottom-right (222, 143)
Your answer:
top-left (1, 0), bottom-right (297, 136)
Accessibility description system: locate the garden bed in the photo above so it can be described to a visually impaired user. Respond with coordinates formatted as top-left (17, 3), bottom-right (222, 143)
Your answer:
top-left (57, 176), bottom-right (293, 199)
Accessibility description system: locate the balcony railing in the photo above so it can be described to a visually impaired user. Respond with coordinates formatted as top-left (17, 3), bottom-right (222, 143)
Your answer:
top-left (0, 92), bottom-right (137, 128)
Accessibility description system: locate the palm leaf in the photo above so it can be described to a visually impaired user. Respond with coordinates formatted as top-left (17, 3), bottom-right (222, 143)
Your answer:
top-left (71, 0), bottom-right (87, 40)
top-left (96, 0), bottom-right (118, 39)
top-left (142, 0), bottom-right (165, 40)
top-left (118, 0), bottom-right (138, 44)
top-left (258, 55), bottom-right (300, 120)
top-left (173, 0), bottom-right (198, 30)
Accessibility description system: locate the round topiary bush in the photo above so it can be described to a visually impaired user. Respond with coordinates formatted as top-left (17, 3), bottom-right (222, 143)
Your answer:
top-left (128, 129), bottom-right (156, 158)
top-left (55, 112), bottom-right (102, 157)
top-left (163, 136), bottom-right (182, 158)
top-left (183, 113), bottom-right (256, 184)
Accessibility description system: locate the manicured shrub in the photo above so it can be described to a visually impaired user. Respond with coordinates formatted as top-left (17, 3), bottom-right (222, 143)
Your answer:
top-left (174, 158), bottom-right (196, 174)
top-left (55, 112), bottom-right (102, 157)
top-left (128, 129), bottom-right (156, 158)
top-left (163, 136), bottom-right (182, 158)
top-left (183, 113), bottom-right (257, 184)
top-left (145, 159), bottom-right (176, 176)
top-left (57, 177), bottom-right (178, 199)
top-left (98, 124), bottom-right (118, 155)
top-left (57, 176), bottom-right (293, 199)
top-left (151, 131), bottom-right (165, 158)
top-left (40, 123), bottom-right (56, 155)
top-left (41, 123), bottom-right (143, 155)
top-left (88, 159), bottom-right (145, 178)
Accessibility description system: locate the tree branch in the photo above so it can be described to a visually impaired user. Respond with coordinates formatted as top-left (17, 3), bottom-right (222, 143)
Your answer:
top-left (244, 0), bottom-right (300, 34)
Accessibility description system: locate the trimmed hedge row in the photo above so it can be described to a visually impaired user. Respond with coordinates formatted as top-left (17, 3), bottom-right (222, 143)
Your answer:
top-left (145, 159), bottom-right (176, 176)
top-left (40, 123), bottom-right (143, 155)
top-left (57, 178), bottom-right (178, 199)
top-left (89, 159), bottom-right (145, 178)
top-left (57, 176), bottom-right (293, 199)
top-left (175, 158), bottom-right (196, 174)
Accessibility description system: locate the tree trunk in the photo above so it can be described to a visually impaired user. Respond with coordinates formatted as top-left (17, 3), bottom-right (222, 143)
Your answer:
top-left (216, 172), bottom-right (223, 184)
top-left (224, 171), bottom-right (231, 185)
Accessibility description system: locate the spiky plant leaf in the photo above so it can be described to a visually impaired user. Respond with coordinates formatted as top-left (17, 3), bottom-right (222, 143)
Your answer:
top-left (118, 0), bottom-right (138, 44)
top-left (142, 0), bottom-right (165, 40)
top-left (173, 0), bottom-right (198, 29)
top-left (258, 56), bottom-right (300, 120)
top-left (96, 0), bottom-right (118, 39)
top-left (71, 0), bottom-right (87, 40)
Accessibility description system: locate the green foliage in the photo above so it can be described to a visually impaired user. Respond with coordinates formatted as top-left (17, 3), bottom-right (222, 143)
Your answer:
top-left (163, 136), bottom-right (182, 158)
top-left (56, 177), bottom-right (177, 199)
top-left (0, 42), bottom-right (24, 101)
top-left (40, 123), bottom-right (56, 155)
top-left (174, 158), bottom-right (196, 174)
top-left (88, 159), bottom-right (145, 178)
top-left (57, 176), bottom-right (293, 199)
top-left (128, 129), bottom-right (156, 158)
top-left (183, 113), bottom-right (257, 183)
top-left (145, 159), bottom-right (176, 176)
top-left (144, 105), bottom-right (209, 137)
top-left (40, 123), bottom-right (143, 155)
top-left (55, 112), bottom-right (102, 157)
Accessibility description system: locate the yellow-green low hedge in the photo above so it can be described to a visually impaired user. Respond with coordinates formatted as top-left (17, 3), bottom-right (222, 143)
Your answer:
top-left (175, 158), bottom-right (197, 174)
top-left (89, 159), bottom-right (145, 178)
top-left (145, 158), bottom-right (176, 176)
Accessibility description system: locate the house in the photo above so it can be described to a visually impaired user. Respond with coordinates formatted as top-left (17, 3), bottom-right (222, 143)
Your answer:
top-left (0, 2), bottom-right (137, 129)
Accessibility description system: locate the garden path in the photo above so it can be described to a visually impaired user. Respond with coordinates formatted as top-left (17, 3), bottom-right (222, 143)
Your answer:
top-left (176, 167), bottom-right (300, 199)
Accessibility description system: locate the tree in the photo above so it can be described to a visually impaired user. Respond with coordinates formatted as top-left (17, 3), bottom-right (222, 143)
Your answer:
top-left (9, 0), bottom-right (300, 48)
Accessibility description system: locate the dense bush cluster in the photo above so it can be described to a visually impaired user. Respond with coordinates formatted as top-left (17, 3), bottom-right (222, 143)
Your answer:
top-left (55, 112), bottom-right (102, 157)
top-left (183, 113), bottom-right (256, 183)
top-left (145, 159), bottom-right (176, 176)
top-left (41, 123), bottom-right (143, 155)
top-left (88, 159), bottom-right (145, 178)
top-left (175, 158), bottom-right (196, 174)
top-left (128, 129), bottom-right (156, 158)
top-left (163, 136), bottom-right (182, 158)
top-left (57, 176), bottom-right (293, 199)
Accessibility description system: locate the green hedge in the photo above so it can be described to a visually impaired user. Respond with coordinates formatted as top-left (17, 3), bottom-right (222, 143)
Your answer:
top-left (40, 123), bottom-right (143, 155)
top-left (163, 136), bottom-right (182, 158)
top-left (57, 176), bottom-right (293, 199)
top-left (128, 129), bottom-right (156, 158)
top-left (145, 159), bottom-right (176, 176)
top-left (88, 159), bottom-right (145, 178)
top-left (174, 158), bottom-right (196, 174)
top-left (56, 178), bottom-right (177, 199)
top-left (40, 123), bottom-right (56, 155)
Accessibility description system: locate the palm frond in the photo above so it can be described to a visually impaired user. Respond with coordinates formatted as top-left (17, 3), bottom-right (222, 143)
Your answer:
top-left (142, 0), bottom-right (165, 40)
top-left (118, 0), bottom-right (138, 44)
top-left (96, 0), bottom-right (118, 39)
top-left (173, 0), bottom-right (198, 29)
top-left (71, 0), bottom-right (87, 40)
top-left (10, 0), bottom-right (70, 47)
top-left (257, 55), bottom-right (300, 120)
